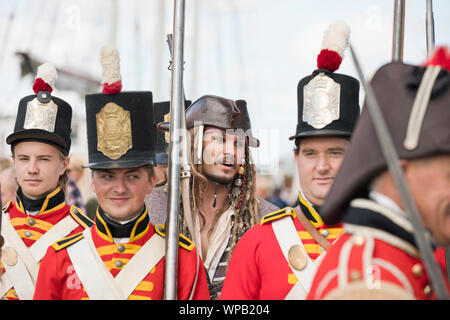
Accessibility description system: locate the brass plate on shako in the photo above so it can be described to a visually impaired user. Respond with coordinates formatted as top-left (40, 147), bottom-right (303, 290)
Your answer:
top-left (288, 244), bottom-right (307, 271)
top-left (303, 73), bottom-right (341, 129)
top-left (96, 102), bottom-right (132, 160)
top-left (2, 246), bottom-right (18, 267)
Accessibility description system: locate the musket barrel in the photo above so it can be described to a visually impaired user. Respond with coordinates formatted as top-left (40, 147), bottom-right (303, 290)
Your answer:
top-left (392, 0), bottom-right (405, 62)
top-left (426, 0), bottom-right (435, 56)
top-left (164, 0), bottom-right (186, 300)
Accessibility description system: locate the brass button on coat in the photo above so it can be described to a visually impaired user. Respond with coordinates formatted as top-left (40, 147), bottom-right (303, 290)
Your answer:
top-left (24, 231), bottom-right (32, 238)
top-left (28, 218), bottom-right (36, 226)
top-left (117, 245), bottom-right (125, 253)
top-left (411, 263), bottom-right (423, 277)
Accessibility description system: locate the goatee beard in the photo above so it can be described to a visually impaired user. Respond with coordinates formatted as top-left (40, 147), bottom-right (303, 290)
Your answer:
top-left (205, 173), bottom-right (234, 185)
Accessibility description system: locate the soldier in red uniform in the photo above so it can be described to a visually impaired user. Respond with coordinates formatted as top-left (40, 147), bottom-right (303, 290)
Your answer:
top-left (33, 46), bottom-right (209, 300)
top-left (307, 47), bottom-right (450, 299)
top-left (220, 21), bottom-right (360, 300)
top-left (0, 63), bottom-right (92, 300)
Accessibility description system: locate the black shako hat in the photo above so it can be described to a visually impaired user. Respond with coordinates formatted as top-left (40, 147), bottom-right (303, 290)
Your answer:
top-left (321, 47), bottom-right (450, 225)
top-left (289, 21), bottom-right (360, 142)
top-left (6, 63), bottom-right (72, 155)
top-left (152, 100), bottom-right (191, 165)
top-left (84, 46), bottom-right (156, 169)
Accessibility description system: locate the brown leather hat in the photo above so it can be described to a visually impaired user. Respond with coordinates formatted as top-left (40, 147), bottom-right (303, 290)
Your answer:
top-left (157, 95), bottom-right (260, 147)
top-left (321, 60), bottom-right (450, 225)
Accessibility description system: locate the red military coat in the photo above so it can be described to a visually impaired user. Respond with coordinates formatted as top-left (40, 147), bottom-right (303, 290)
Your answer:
top-left (33, 207), bottom-right (210, 300)
top-left (307, 199), bottom-right (450, 300)
top-left (220, 203), bottom-right (343, 300)
top-left (0, 187), bottom-right (91, 300)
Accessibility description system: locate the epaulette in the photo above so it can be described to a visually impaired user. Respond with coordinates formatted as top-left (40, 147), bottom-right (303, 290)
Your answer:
top-left (52, 232), bottom-right (84, 251)
top-left (260, 207), bottom-right (296, 225)
top-left (69, 206), bottom-right (94, 229)
top-left (154, 224), bottom-right (195, 252)
top-left (2, 201), bottom-right (12, 213)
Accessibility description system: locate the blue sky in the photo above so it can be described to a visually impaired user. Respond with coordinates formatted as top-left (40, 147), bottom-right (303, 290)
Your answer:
top-left (0, 0), bottom-right (449, 177)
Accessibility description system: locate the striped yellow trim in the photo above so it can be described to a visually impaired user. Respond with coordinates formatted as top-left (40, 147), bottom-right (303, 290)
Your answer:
top-left (40, 202), bottom-right (66, 215)
top-left (15, 198), bottom-right (25, 213)
top-left (298, 192), bottom-right (324, 228)
top-left (129, 208), bottom-right (150, 242)
top-left (303, 243), bottom-right (324, 255)
top-left (96, 244), bottom-right (141, 256)
top-left (10, 217), bottom-right (54, 231)
top-left (17, 229), bottom-right (43, 241)
top-left (260, 207), bottom-right (296, 225)
top-left (95, 209), bottom-right (114, 242)
top-left (129, 295), bottom-right (151, 300)
top-left (39, 186), bottom-right (62, 215)
top-left (297, 231), bottom-right (314, 240)
top-left (297, 227), bottom-right (343, 241)
top-left (288, 273), bottom-right (298, 285)
top-left (135, 281), bottom-right (154, 292)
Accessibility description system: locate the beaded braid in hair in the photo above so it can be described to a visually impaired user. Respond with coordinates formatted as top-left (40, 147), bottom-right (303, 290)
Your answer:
top-left (227, 146), bottom-right (259, 254)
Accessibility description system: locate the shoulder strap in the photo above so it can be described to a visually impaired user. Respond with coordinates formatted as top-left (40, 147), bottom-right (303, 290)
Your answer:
top-left (261, 207), bottom-right (296, 225)
top-left (154, 224), bottom-right (194, 251)
top-left (52, 232), bottom-right (84, 251)
top-left (69, 206), bottom-right (94, 229)
top-left (271, 214), bottom-right (317, 299)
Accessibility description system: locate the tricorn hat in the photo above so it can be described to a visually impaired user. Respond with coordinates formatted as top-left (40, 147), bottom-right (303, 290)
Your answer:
top-left (157, 95), bottom-right (260, 147)
top-left (289, 21), bottom-right (360, 142)
top-left (322, 47), bottom-right (450, 225)
top-left (6, 63), bottom-right (72, 155)
top-left (84, 46), bottom-right (156, 169)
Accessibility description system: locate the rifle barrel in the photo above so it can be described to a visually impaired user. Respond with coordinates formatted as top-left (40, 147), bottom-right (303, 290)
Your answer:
top-left (164, 0), bottom-right (186, 300)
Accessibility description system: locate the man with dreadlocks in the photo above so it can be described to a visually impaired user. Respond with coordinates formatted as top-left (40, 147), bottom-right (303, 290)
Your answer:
top-left (156, 95), bottom-right (279, 299)
top-left (221, 21), bottom-right (361, 300)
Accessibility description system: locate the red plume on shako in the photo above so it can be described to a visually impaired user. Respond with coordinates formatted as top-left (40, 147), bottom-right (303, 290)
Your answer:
top-left (317, 21), bottom-right (350, 72)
